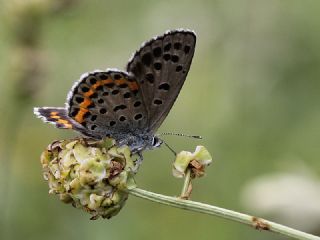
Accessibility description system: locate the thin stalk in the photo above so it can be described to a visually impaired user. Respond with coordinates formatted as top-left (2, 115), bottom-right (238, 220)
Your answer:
top-left (128, 187), bottom-right (320, 240)
top-left (180, 169), bottom-right (192, 198)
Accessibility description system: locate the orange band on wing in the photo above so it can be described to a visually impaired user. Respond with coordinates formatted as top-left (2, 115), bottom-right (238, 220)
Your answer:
top-left (79, 98), bottom-right (92, 108)
top-left (47, 111), bottom-right (73, 129)
top-left (75, 108), bottom-right (88, 123)
top-left (57, 119), bottom-right (73, 128)
top-left (115, 79), bottom-right (127, 85)
top-left (92, 82), bottom-right (102, 89)
top-left (83, 89), bottom-right (94, 97)
top-left (102, 79), bottom-right (113, 85)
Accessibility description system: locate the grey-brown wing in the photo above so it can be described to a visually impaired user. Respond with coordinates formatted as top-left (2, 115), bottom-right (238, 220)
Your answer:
top-left (66, 70), bottom-right (148, 139)
top-left (126, 29), bottom-right (196, 132)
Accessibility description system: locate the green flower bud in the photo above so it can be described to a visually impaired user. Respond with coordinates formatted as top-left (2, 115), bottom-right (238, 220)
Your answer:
top-left (40, 138), bottom-right (137, 220)
top-left (173, 146), bottom-right (213, 178)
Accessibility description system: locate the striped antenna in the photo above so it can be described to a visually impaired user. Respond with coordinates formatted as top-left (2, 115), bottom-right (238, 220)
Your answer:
top-left (158, 132), bottom-right (202, 139)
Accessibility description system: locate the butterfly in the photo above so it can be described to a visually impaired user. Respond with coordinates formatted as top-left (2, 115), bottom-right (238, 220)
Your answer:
top-left (34, 29), bottom-right (196, 153)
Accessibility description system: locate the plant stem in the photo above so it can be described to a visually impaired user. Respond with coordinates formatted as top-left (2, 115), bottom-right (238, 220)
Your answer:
top-left (128, 187), bottom-right (320, 240)
top-left (180, 169), bottom-right (192, 198)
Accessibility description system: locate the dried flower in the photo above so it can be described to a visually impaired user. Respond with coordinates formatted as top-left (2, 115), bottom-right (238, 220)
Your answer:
top-left (173, 146), bottom-right (212, 178)
top-left (40, 138), bottom-right (138, 220)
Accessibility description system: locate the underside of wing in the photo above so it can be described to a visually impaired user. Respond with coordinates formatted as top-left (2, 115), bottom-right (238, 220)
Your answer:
top-left (66, 69), bottom-right (148, 139)
top-left (33, 107), bottom-right (88, 134)
top-left (126, 29), bottom-right (196, 132)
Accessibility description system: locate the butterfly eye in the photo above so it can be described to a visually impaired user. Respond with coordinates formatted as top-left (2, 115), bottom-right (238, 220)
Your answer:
top-left (151, 137), bottom-right (162, 147)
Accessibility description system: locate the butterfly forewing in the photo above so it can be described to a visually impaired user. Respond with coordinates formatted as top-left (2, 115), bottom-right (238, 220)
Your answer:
top-left (67, 70), bottom-right (148, 139)
top-left (126, 30), bottom-right (196, 132)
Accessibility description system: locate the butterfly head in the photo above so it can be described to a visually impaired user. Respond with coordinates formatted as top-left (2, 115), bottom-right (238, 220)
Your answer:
top-left (117, 133), bottom-right (163, 153)
top-left (151, 136), bottom-right (163, 148)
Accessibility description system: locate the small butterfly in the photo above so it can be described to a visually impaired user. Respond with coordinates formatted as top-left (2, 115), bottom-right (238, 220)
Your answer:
top-left (34, 29), bottom-right (196, 153)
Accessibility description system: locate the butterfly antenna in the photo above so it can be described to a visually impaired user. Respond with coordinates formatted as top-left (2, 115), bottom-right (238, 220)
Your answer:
top-left (159, 132), bottom-right (202, 139)
top-left (162, 140), bottom-right (177, 156)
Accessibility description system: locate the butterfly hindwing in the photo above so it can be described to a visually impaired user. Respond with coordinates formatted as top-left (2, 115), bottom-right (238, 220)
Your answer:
top-left (66, 70), bottom-right (148, 139)
top-left (126, 29), bottom-right (196, 132)
top-left (34, 107), bottom-right (79, 129)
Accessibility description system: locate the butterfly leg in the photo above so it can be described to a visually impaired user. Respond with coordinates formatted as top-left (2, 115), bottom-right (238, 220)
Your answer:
top-left (132, 152), bottom-right (144, 173)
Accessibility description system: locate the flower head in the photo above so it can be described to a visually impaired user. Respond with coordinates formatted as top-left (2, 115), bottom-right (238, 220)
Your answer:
top-left (41, 138), bottom-right (137, 220)
top-left (173, 145), bottom-right (213, 178)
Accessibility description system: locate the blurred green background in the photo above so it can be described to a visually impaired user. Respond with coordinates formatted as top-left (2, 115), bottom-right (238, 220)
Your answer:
top-left (1, 0), bottom-right (320, 239)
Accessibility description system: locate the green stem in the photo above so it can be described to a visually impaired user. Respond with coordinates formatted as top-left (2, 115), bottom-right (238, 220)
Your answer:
top-left (180, 168), bottom-right (192, 198)
top-left (128, 187), bottom-right (320, 240)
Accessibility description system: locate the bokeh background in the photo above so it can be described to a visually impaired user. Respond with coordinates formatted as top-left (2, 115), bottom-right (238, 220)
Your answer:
top-left (1, 0), bottom-right (320, 239)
